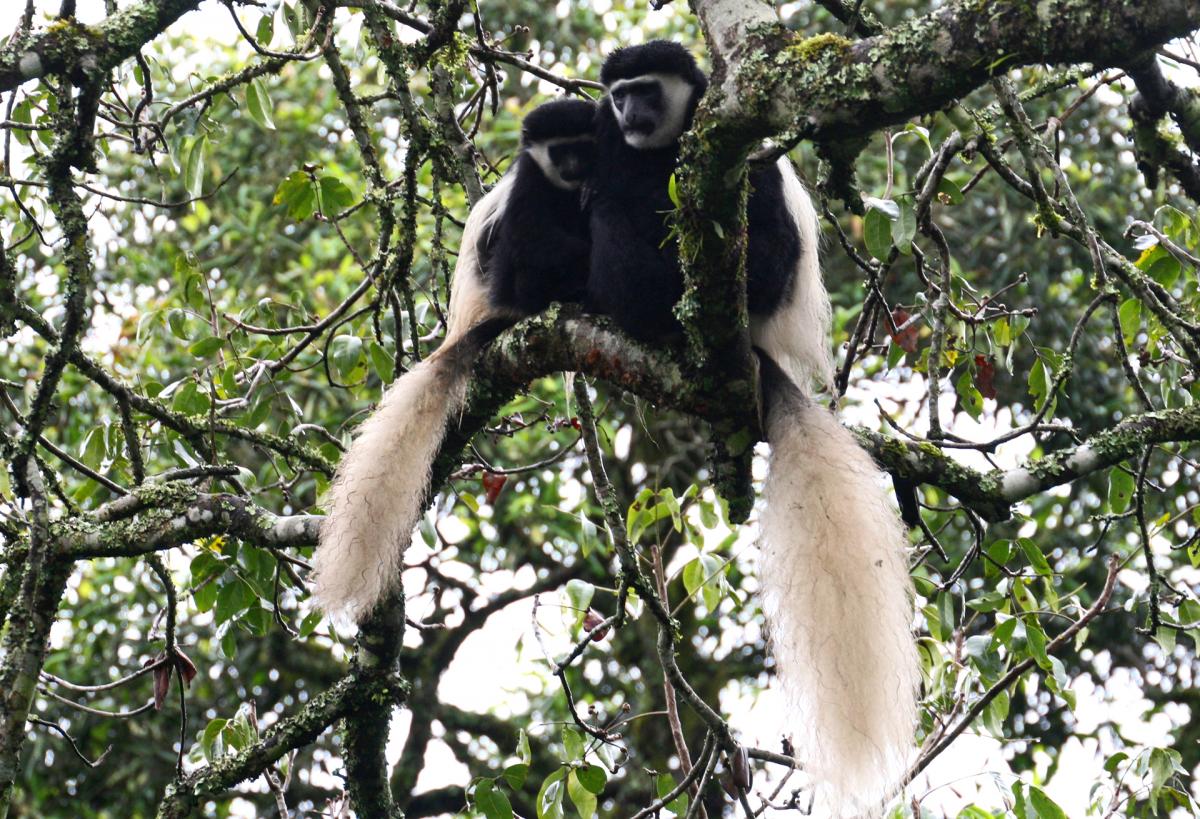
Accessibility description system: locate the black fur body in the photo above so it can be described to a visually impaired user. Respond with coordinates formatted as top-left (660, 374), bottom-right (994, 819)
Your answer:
top-left (483, 98), bottom-right (595, 317)
top-left (585, 43), bottom-right (801, 340)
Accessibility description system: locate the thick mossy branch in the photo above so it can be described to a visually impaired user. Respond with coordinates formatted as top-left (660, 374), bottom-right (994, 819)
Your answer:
top-left (1126, 53), bottom-right (1200, 200)
top-left (33, 315), bottom-right (1200, 555)
top-left (155, 670), bottom-right (407, 819)
top-left (718, 0), bottom-right (1200, 143)
top-left (0, 0), bottom-right (203, 92)
top-left (859, 403), bottom-right (1200, 521)
top-left (58, 487), bottom-right (323, 559)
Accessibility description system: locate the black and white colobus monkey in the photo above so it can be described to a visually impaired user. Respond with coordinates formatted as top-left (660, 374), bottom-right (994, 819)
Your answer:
top-left (589, 42), bottom-right (919, 816)
top-left (314, 98), bottom-right (596, 620)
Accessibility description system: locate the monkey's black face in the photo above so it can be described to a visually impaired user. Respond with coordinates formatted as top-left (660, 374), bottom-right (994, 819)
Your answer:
top-left (611, 82), bottom-right (663, 137)
top-left (607, 73), bottom-right (696, 150)
top-left (527, 137), bottom-right (596, 191)
top-left (547, 140), bottom-right (595, 185)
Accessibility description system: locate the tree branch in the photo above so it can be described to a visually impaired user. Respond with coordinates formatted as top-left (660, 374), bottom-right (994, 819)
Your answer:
top-left (695, 0), bottom-right (1200, 146)
top-left (0, 0), bottom-right (203, 92)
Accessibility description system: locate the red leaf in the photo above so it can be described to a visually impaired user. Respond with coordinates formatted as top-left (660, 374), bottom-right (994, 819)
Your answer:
top-left (152, 657), bottom-right (171, 711)
top-left (889, 307), bottom-right (920, 353)
top-left (731, 744), bottom-right (753, 791)
top-left (582, 608), bottom-right (610, 642)
top-left (481, 472), bottom-right (507, 505)
top-left (974, 354), bottom-right (997, 400)
top-left (172, 646), bottom-right (198, 687)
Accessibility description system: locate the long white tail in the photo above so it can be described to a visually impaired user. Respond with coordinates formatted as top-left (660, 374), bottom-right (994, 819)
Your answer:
top-left (314, 177), bottom-right (515, 621)
top-left (758, 380), bottom-right (919, 816)
top-left (314, 347), bottom-right (475, 620)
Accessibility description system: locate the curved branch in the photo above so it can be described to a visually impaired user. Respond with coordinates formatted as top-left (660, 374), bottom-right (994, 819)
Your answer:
top-left (696, 0), bottom-right (1200, 145)
top-left (155, 670), bottom-right (406, 819)
top-left (0, 0), bottom-right (203, 92)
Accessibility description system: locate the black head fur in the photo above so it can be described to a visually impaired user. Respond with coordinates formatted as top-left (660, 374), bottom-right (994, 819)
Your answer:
top-left (521, 98), bottom-right (597, 146)
top-left (599, 40), bottom-right (708, 93)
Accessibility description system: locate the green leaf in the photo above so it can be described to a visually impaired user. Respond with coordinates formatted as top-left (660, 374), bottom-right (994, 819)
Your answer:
top-left (1118, 297), bottom-right (1142, 346)
top-left (938, 592), bottom-right (955, 637)
top-left (516, 730), bottom-right (531, 765)
top-left (201, 718), bottom-right (228, 762)
top-left (1017, 537), bottom-right (1053, 577)
top-left (562, 727), bottom-right (584, 762)
top-left (1103, 750), bottom-right (1129, 774)
top-left (981, 689), bottom-right (1009, 737)
top-left (502, 763), bottom-right (529, 791)
top-left (80, 426), bottom-right (108, 468)
top-left (992, 614), bottom-right (1018, 650)
top-left (184, 134), bottom-right (208, 198)
top-left (893, 194), bottom-right (917, 254)
top-left (1108, 468), bottom-right (1135, 514)
top-left (188, 335), bottom-right (224, 358)
top-left (536, 769), bottom-right (565, 819)
top-left (937, 177), bottom-right (964, 205)
top-left (656, 772), bottom-right (688, 815)
top-left (193, 580), bottom-right (218, 613)
top-left (172, 381), bottom-right (211, 416)
top-left (297, 610), bottom-right (322, 638)
top-left (255, 11), bottom-right (274, 45)
top-left (1027, 785), bottom-right (1067, 819)
top-left (220, 627), bottom-right (237, 659)
top-left (575, 764), bottom-right (606, 795)
top-left (167, 308), bottom-right (190, 339)
top-left (863, 207), bottom-right (893, 261)
top-left (368, 340), bottom-right (394, 383)
top-left (246, 77), bottom-right (276, 130)
top-left (214, 578), bottom-right (255, 625)
top-left (955, 368), bottom-right (983, 420)
top-left (317, 175), bottom-right (355, 215)
top-left (564, 579), bottom-right (594, 632)
top-left (273, 170), bottom-right (316, 220)
top-left (474, 779), bottom-right (514, 819)
top-left (1145, 254), bottom-right (1181, 287)
top-left (1153, 625), bottom-right (1176, 653)
top-left (699, 553), bottom-right (724, 611)
top-left (1028, 359), bottom-right (1049, 406)
top-left (1022, 614), bottom-right (1052, 671)
top-left (1148, 748), bottom-right (1181, 800)
top-left (993, 317), bottom-right (1012, 347)
top-left (566, 770), bottom-right (597, 819)
top-left (329, 335), bottom-right (363, 379)
top-left (682, 557), bottom-right (704, 600)
top-left (667, 173), bottom-right (680, 208)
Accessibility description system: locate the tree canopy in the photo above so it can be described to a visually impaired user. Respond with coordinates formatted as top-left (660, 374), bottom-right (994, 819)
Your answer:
top-left (2, 0), bottom-right (1200, 817)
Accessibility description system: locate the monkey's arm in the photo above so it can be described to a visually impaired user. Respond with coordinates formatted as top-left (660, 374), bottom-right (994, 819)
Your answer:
top-left (512, 229), bottom-right (590, 309)
top-left (586, 198), bottom-right (683, 339)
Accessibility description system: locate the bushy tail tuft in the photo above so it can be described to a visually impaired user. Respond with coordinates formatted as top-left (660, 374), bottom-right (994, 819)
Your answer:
top-left (313, 176), bottom-right (516, 622)
top-left (313, 347), bottom-right (475, 621)
top-left (758, 376), bottom-right (919, 816)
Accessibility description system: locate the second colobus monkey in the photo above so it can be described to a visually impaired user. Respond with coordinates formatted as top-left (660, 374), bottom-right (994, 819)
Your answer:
top-left (588, 42), bottom-right (919, 816)
top-left (314, 98), bottom-right (596, 621)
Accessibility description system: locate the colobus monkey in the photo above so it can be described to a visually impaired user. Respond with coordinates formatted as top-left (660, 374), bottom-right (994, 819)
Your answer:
top-left (314, 98), bottom-right (596, 621)
top-left (483, 98), bottom-right (595, 315)
top-left (589, 42), bottom-right (918, 816)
